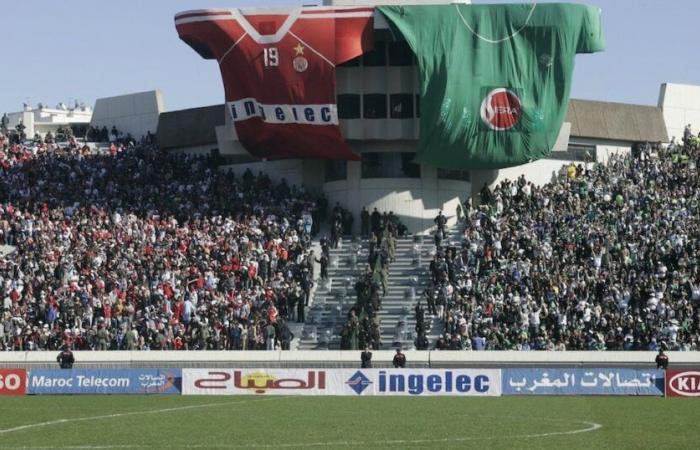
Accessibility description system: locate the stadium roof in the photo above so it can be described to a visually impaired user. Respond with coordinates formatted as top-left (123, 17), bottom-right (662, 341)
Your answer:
top-left (566, 99), bottom-right (669, 143)
top-left (157, 104), bottom-right (224, 150)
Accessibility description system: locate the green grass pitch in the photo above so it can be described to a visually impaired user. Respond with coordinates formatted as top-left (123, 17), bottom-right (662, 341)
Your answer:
top-left (0, 396), bottom-right (697, 449)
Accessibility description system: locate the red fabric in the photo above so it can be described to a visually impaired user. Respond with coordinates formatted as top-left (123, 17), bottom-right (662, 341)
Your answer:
top-left (173, 300), bottom-right (184, 321)
top-left (162, 283), bottom-right (174, 299)
top-left (268, 305), bottom-right (279, 323)
top-left (175, 7), bottom-right (374, 160)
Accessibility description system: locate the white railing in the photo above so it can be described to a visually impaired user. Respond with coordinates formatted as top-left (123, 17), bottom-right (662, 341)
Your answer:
top-left (1, 351), bottom-right (698, 369)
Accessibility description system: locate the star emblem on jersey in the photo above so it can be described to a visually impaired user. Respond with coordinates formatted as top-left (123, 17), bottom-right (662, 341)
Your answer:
top-left (293, 43), bottom-right (305, 56)
top-left (292, 42), bottom-right (308, 72)
top-left (346, 371), bottom-right (372, 395)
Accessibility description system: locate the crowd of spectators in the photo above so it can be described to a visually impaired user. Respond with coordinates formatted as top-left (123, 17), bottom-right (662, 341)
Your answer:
top-left (0, 132), bottom-right (323, 351)
top-left (4, 118), bottom-right (700, 353)
top-left (426, 133), bottom-right (700, 351)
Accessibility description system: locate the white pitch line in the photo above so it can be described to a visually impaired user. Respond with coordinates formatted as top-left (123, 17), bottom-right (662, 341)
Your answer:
top-left (0, 397), bottom-right (277, 435)
top-left (0, 417), bottom-right (602, 449)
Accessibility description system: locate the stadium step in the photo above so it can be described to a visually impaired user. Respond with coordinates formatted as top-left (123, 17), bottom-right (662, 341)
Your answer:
top-left (297, 235), bottom-right (433, 350)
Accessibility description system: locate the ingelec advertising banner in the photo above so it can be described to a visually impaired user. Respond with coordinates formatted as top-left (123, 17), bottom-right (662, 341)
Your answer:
top-left (182, 369), bottom-right (502, 396)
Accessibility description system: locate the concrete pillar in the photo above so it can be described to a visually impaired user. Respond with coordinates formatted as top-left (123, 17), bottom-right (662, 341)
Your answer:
top-left (469, 169), bottom-right (499, 205)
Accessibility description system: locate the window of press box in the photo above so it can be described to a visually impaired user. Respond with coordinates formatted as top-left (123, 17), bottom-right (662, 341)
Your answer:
top-left (437, 168), bottom-right (471, 182)
top-left (388, 40), bottom-right (413, 66)
top-left (337, 94), bottom-right (361, 119)
top-left (361, 152), bottom-right (420, 179)
top-left (362, 40), bottom-right (387, 66)
top-left (390, 94), bottom-right (414, 119)
top-left (363, 94), bottom-right (387, 119)
top-left (325, 160), bottom-right (348, 182)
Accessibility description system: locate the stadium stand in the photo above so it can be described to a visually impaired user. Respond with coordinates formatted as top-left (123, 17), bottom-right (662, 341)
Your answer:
top-left (425, 132), bottom-right (700, 351)
top-left (1, 126), bottom-right (699, 352)
top-left (0, 132), bottom-right (320, 351)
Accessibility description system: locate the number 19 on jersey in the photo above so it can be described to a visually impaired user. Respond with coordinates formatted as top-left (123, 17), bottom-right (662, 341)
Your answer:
top-left (263, 47), bottom-right (279, 67)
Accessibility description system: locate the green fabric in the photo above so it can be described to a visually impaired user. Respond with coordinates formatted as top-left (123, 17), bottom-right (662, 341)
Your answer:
top-left (378, 3), bottom-right (605, 169)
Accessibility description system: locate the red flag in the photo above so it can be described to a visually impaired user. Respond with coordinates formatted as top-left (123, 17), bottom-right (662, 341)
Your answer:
top-left (175, 7), bottom-right (374, 160)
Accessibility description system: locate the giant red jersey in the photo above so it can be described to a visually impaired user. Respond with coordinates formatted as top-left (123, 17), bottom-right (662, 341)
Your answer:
top-left (175, 7), bottom-right (374, 160)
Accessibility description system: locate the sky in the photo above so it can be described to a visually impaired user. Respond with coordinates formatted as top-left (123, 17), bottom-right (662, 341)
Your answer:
top-left (1, 0), bottom-right (699, 114)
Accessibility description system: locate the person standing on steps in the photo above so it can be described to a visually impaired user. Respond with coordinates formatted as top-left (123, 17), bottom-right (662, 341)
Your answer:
top-left (361, 206), bottom-right (370, 237)
top-left (434, 210), bottom-right (447, 235)
top-left (370, 208), bottom-right (381, 236)
top-left (315, 252), bottom-right (329, 281)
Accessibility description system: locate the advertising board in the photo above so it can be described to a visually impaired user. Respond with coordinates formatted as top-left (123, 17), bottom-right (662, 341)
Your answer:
top-left (665, 370), bottom-right (700, 397)
top-left (0, 369), bottom-right (27, 396)
top-left (27, 369), bottom-right (182, 395)
top-left (182, 369), bottom-right (501, 396)
top-left (502, 368), bottom-right (664, 396)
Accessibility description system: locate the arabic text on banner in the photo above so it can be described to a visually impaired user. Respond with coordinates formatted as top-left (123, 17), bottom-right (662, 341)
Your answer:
top-left (502, 368), bottom-right (664, 396)
top-left (27, 369), bottom-right (182, 395)
top-left (182, 369), bottom-right (501, 396)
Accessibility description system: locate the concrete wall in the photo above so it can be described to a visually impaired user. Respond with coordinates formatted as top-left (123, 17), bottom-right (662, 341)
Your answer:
top-left (169, 145), bottom-right (217, 156)
top-left (1, 350), bottom-right (697, 370)
top-left (5, 111), bottom-right (34, 136)
top-left (220, 159), bottom-right (308, 191)
top-left (337, 66), bottom-right (420, 140)
top-left (572, 137), bottom-right (631, 166)
top-left (5, 108), bottom-right (91, 138)
top-left (471, 159), bottom-right (566, 195)
top-left (469, 133), bottom-right (632, 201)
top-left (215, 114), bottom-right (250, 156)
top-left (91, 90), bottom-right (164, 139)
top-left (324, 164), bottom-right (468, 235)
top-left (658, 83), bottom-right (700, 142)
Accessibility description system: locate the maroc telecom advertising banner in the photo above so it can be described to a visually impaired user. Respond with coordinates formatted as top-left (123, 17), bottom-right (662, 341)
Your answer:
top-left (502, 368), bottom-right (664, 396)
top-left (665, 369), bottom-right (700, 398)
top-left (0, 369), bottom-right (27, 396)
top-left (182, 369), bottom-right (501, 396)
top-left (27, 369), bottom-right (182, 395)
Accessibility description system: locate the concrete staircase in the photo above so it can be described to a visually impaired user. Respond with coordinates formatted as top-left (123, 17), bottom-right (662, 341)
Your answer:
top-left (424, 223), bottom-right (467, 346)
top-left (297, 235), bottom-right (432, 350)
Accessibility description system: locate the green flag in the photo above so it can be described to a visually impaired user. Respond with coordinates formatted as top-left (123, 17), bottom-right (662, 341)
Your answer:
top-left (378, 3), bottom-right (605, 169)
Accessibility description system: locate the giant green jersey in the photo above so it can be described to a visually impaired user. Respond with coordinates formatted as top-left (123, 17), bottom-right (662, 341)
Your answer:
top-left (378, 3), bottom-right (605, 169)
